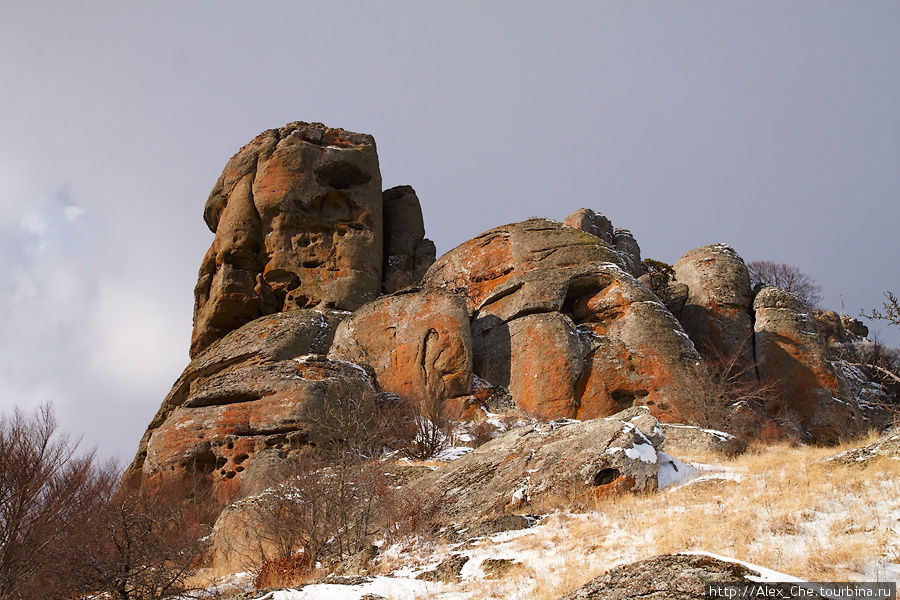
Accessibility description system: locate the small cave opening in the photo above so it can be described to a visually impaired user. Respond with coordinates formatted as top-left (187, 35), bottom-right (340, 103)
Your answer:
top-left (593, 468), bottom-right (621, 486)
top-left (610, 389), bottom-right (648, 410)
top-left (561, 276), bottom-right (612, 323)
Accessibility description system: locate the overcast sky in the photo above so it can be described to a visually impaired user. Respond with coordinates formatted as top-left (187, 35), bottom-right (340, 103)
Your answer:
top-left (1, 2), bottom-right (898, 462)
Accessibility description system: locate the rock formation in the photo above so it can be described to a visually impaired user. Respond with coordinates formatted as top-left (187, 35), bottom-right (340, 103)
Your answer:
top-left (753, 286), bottom-right (861, 442)
top-left (125, 309), bottom-right (373, 504)
top-left (192, 122), bottom-right (384, 357)
top-left (328, 288), bottom-right (473, 408)
top-left (673, 243), bottom-right (755, 368)
top-left (381, 186), bottom-right (436, 294)
top-left (127, 119), bottom-right (891, 518)
top-left (408, 407), bottom-right (665, 523)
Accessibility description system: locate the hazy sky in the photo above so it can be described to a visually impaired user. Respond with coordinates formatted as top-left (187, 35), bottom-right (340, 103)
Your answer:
top-left (1, 2), bottom-right (898, 462)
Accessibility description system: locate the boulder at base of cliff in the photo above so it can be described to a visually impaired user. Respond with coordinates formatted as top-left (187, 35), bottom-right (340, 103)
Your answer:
top-left (407, 407), bottom-right (665, 523)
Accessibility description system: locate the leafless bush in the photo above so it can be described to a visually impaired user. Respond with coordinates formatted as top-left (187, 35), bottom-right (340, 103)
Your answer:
top-left (682, 342), bottom-right (783, 439)
top-left (862, 290), bottom-right (900, 328)
top-left (78, 477), bottom-right (213, 600)
top-left (400, 393), bottom-right (456, 460)
top-left (461, 421), bottom-right (497, 449)
top-left (242, 455), bottom-right (386, 586)
top-left (834, 338), bottom-right (900, 422)
top-left (748, 260), bottom-right (823, 308)
top-left (0, 403), bottom-right (118, 600)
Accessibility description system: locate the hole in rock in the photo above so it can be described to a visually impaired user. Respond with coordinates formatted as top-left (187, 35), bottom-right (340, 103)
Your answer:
top-left (593, 468), bottom-right (621, 486)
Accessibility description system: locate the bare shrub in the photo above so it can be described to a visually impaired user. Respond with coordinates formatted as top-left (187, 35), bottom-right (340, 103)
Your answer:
top-left (748, 260), bottom-right (823, 308)
top-left (682, 341), bottom-right (783, 440)
top-left (401, 393), bottom-right (456, 460)
top-left (81, 478), bottom-right (213, 600)
top-left (0, 403), bottom-right (117, 600)
top-left (834, 338), bottom-right (900, 424)
top-left (863, 290), bottom-right (900, 328)
top-left (461, 421), bottom-right (497, 449)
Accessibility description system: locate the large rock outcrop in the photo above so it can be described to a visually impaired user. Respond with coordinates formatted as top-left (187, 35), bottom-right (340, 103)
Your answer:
top-left (192, 122), bottom-right (384, 357)
top-left (408, 407), bottom-right (665, 523)
top-left (381, 186), bottom-right (436, 293)
top-left (674, 244), bottom-right (755, 369)
top-left (424, 221), bottom-right (702, 421)
top-left (328, 288), bottom-right (473, 408)
top-left (753, 286), bottom-right (860, 442)
top-left (472, 263), bottom-right (701, 420)
top-left (125, 309), bottom-right (377, 505)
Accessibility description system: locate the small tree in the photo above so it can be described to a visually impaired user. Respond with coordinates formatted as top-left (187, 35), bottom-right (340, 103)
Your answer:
top-left (748, 260), bottom-right (823, 308)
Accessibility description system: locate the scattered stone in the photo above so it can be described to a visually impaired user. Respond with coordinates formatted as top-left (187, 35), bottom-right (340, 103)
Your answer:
top-left (416, 554), bottom-right (469, 583)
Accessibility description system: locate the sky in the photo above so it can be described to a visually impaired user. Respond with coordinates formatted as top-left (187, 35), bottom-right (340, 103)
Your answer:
top-left (1, 2), bottom-right (898, 463)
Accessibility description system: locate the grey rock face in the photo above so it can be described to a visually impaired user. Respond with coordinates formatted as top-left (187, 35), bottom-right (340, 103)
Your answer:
top-left (382, 186), bottom-right (435, 293)
top-left (613, 228), bottom-right (643, 278)
top-left (563, 208), bottom-right (615, 244)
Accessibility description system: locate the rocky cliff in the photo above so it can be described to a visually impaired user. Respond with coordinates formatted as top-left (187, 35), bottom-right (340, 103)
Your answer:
top-left (125, 121), bottom-right (889, 506)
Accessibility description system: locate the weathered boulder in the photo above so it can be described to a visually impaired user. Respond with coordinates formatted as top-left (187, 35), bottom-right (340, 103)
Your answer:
top-left (754, 287), bottom-right (861, 443)
top-left (658, 424), bottom-right (747, 457)
top-left (470, 263), bottom-right (702, 421)
top-left (563, 208), bottom-right (614, 244)
top-left (328, 289), bottom-right (473, 408)
top-left (827, 430), bottom-right (900, 466)
top-left (422, 218), bottom-right (625, 310)
top-left (407, 408), bottom-right (664, 523)
top-left (125, 309), bottom-right (376, 505)
top-left (814, 309), bottom-right (847, 344)
top-left (192, 122), bottom-right (383, 357)
top-left (558, 554), bottom-right (816, 600)
top-left (841, 315), bottom-right (869, 338)
top-left (381, 186), bottom-right (436, 294)
top-left (674, 244), bottom-right (755, 368)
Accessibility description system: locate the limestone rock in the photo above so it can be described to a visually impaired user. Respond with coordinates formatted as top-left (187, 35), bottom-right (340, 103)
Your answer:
top-left (471, 263), bottom-right (702, 421)
top-left (422, 218), bottom-right (625, 310)
top-left (563, 208), bottom-right (614, 244)
top-left (382, 186), bottom-right (435, 293)
top-left (192, 122), bottom-right (383, 357)
top-left (674, 244), bottom-right (755, 367)
top-left (754, 286), bottom-right (861, 443)
top-left (408, 408), bottom-right (664, 523)
top-left (814, 309), bottom-right (847, 344)
top-left (328, 289), bottom-right (473, 407)
top-left (558, 554), bottom-right (815, 600)
top-left (124, 309), bottom-right (374, 505)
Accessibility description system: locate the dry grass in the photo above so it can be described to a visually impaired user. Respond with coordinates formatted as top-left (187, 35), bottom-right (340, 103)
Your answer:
top-left (374, 431), bottom-right (900, 598)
